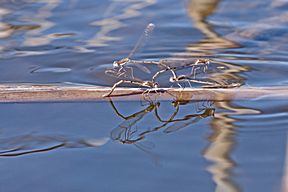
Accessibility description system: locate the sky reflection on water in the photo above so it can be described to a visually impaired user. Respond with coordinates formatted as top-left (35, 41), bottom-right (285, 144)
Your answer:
top-left (0, 0), bottom-right (288, 192)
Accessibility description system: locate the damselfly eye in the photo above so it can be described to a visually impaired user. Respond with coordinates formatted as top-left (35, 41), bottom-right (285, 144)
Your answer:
top-left (169, 77), bottom-right (175, 82)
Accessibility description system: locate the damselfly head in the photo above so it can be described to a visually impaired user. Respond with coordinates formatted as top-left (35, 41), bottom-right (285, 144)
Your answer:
top-left (113, 58), bottom-right (130, 67)
top-left (153, 82), bottom-right (159, 88)
top-left (197, 58), bottom-right (210, 65)
top-left (169, 76), bottom-right (176, 83)
top-left (143, 81), bottom-right (159, 88)
top-left (112, 61), bottom-right (118, 67)
top-left (145, 23), bottom-right (155, 35)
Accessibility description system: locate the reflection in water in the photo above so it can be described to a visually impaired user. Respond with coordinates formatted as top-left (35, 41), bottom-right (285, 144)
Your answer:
top-left (0, 7), bottom-right (12, 39)
top-left (0, 0), bottom-right (65, 57)
top-left (204, 100), bottom-right (260, 192)
top-left (86, 0), bottom-right (156, 47)
top-left (31, 67), bottom-right (72, 73)
top-left (271, 0), bottom-right (288, 8)
top-left (227, 12), bottom-right (288, 52)
top-left (209, 60), bottom-right (248, 86)
top-left (185, 0), bottom-right (248, 88)
top-left (186, 0), bottom-right (239, 55)
top-left (0, 21), bottom-right (41, 40)
top-left (0, 134), bottom-right (109, 157)
top-left (187, 0), bottom-right (288, 55)
top-left (109, 98), bottom-right (215, 158)
top-left (109, 100), bottom-right (159, 159)
top-left (22, 0), bottom-right (60, 47)
top-left (163, 107), bottom-right (214, 133)
top-left (0, 0), bottom-right (156, 56)
top-left (282, 136), bottom-right (288, 192)
top-left (0, 7), bottom-right (11, 52)
top-left (185, 3), bottom-right (274, 190)
top-left (0, 98), bottom-right (214, 158)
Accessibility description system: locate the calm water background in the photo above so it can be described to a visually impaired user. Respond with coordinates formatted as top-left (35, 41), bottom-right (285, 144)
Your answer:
top-left (0, 0), bottom-right (288, 191)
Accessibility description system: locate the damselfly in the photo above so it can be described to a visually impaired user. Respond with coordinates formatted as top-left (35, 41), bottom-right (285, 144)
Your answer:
top-left (103, 66), bottom-right (160, 97)
top-left (112, 23), bottom-right (155, 78)
top-left (151, 58), bottom-right (210, 83)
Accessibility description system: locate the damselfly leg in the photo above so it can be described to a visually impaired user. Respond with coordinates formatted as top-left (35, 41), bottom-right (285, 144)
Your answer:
top-left (103, 79), bottom-right (159, 97)
top-left (191, 59), bottom-right (210, 78)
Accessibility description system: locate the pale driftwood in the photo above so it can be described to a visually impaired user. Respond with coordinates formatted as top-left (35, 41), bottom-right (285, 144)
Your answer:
top-left (0, 83), bottom-right (287, 103)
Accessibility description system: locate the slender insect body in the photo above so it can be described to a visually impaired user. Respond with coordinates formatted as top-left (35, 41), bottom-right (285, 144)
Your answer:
top-left (103, 23), bottom-right (241, 97)
top-left (111, 23), bottom-right (155, 74)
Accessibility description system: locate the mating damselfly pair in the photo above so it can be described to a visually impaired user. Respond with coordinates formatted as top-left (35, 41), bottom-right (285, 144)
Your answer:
top-left (103, 23), bottom-right (241, 97)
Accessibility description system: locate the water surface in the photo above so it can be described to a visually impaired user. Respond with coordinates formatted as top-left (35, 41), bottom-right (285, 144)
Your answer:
top-left (0, 0), bottom-right (288, 192)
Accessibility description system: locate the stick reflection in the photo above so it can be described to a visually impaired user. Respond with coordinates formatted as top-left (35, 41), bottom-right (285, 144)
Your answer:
top-left (0, 134), bottom-right (109, 157)
top-left (0, 98), bottom-right (215, 158)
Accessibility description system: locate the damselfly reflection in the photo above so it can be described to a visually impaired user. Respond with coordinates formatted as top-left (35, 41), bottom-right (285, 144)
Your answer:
top-left (109, 98), bottom-right (215, 157)
top-left (109, 99), bottom-right (159, 160)
top-left (155, 99), bottom-right (214, 133)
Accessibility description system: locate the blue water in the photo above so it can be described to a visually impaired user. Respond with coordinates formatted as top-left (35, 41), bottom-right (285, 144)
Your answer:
top-left (0, 0), bottom-right (288, 192)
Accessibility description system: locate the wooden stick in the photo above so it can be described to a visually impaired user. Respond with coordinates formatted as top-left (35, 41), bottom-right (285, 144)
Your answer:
top-left (0, 83), bottom-right (287, 103)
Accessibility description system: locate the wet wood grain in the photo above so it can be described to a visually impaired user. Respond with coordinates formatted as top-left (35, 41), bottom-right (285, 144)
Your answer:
top-left (0, 84), bottom-right (287, 103)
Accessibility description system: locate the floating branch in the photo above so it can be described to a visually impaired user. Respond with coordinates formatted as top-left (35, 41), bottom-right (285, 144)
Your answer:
top-left (0, 83), bottom-right (287, 103)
